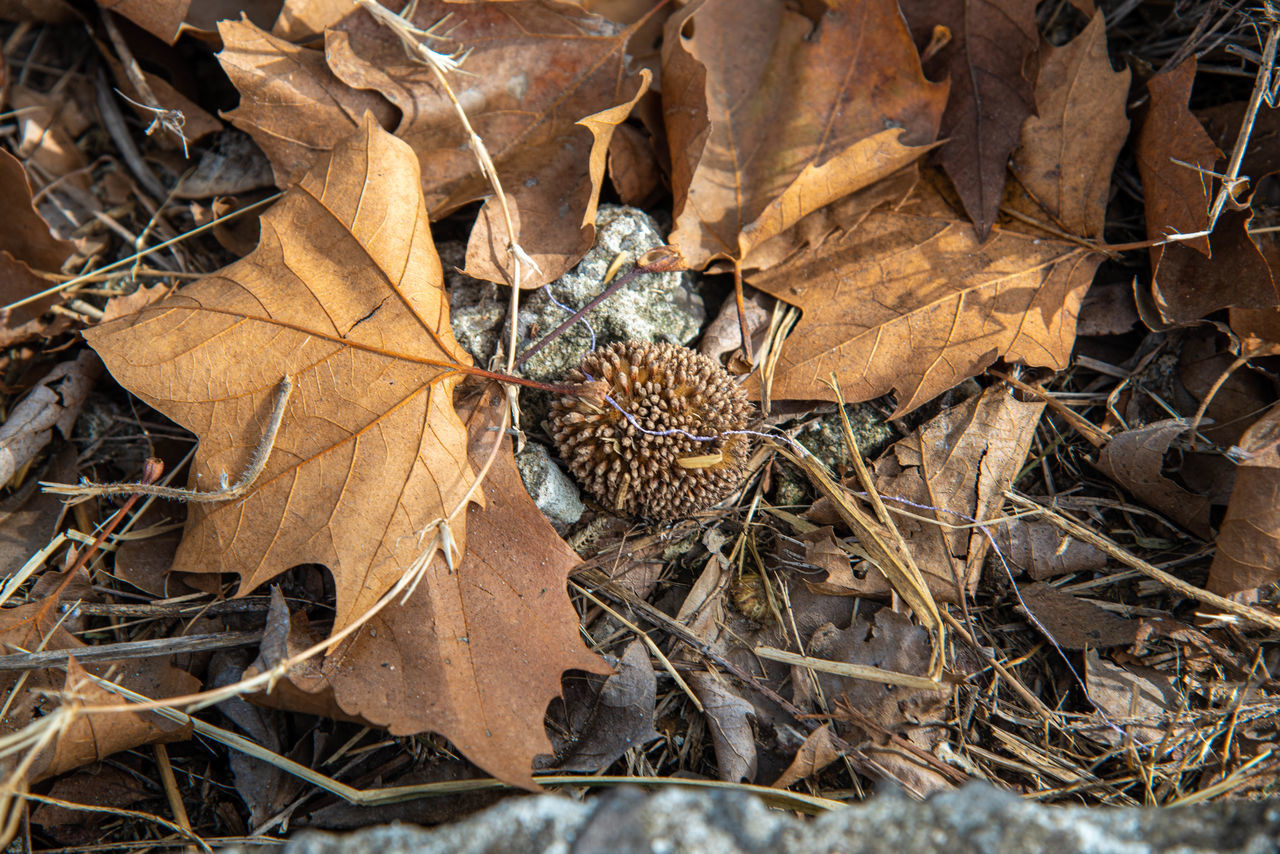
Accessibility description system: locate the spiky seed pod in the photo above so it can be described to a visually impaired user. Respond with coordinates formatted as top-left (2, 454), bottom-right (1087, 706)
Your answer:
top-left (547, 341), bottom-right (754, 519)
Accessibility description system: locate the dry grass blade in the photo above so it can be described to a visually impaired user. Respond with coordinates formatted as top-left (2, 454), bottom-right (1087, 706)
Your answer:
top-left (1005, 491), bottom-right (1280, 633)
top-left (753, 646), bottom-right (945, 691)
top-left (773, 442), bottom-right (944, 677)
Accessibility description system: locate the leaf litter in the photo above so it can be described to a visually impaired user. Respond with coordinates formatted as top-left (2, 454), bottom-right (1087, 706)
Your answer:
top-left (1, 0), bottom-right (1280, 848)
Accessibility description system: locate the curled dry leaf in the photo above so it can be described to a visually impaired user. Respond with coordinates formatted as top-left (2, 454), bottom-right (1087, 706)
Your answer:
top-left (1011, 11), bottom-right (1129, 239)
top-left (0, 587), bottom-right (199, 785)
top-left (1207, 406), bottom-right (1280, 596)
top-left (1094, 420), bottom-right (1212, 539)
top-left (992, 518), bottom-right (1107, 580)
top-left (0, 351), bottom-right (99, 486)
top-left (663, 0), bottom-right (947, 271)
top-left (899, 0), bottom-right (1038, 240)
top-left (86, 115), bottom-right (479, 643)
top-left (326, 0), bottom-right (649, 288)
top-left (746, 177), bottom-right (1101, 413)
top-left (687, 670), bottom-right (757, 783)
top-left (771, 723), bottom-right (841, 789)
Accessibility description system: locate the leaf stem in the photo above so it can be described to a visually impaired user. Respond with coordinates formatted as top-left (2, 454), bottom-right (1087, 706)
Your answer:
top-left (513, 248), bottom-right (686, 370)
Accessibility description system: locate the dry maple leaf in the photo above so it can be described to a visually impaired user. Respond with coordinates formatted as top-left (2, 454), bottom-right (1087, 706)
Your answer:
top-left (746, 176), bottom-right (1102, 414)
top-left (245, 392), bottom-right (607, 788)
top-left (662, 0), bottom-right (947, 271)
top-left (86, 114), bottom-right (479, 640)
top-left (325, 0), bottom-right (649, 287)
top-left (899, 0), bottom-right (1038, 240)
top-left (1010, 10), bottom-right (1129, 239)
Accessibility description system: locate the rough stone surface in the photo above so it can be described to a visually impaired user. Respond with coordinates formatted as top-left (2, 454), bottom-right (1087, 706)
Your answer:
top-left (795, 404), bottom-right (895, 473)
top-left (514, 442), bottom-right (585, 531)
top-left (221, 783), bottom-right (1280, 854)
top-left (447, 205), bottom-right (705, 382)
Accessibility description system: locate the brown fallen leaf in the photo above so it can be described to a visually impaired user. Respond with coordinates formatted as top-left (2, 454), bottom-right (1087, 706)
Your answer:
top-left (1207, 405), bottom-right (1280, 596)
top-left (1011, 10), bottom-right (1129, 239)
top-left (1094, 419), bottom-right (1212, 539)
top-left (1198, 99), bottom-right (1280, 184)
top-left (0, 252), bottom-right (68, 348)
top-left (326, 0), bottom-right (648, 288)
top-left (85, 115), bottom-right (479, 641)
top-left (872, 386), bottom-right (1044, 600)
top-left (1016, 581), bottom-right (1140, 650)
top-left (772, 723), bottom-right (841, 788)
top-left (900, 0), bottom-right (1038, 239)
top-left (29, 762), bottom-right (151, 847)
top-left (272, 0), bottom-right (352, 41)
top-left (461, 75), bottom-right (650, 288)
top-left (0, 351), bottom-right (99, 487)
top-left (8, 84), bottom-right (94, 196)
top-left (1137, 60), bottom-right (1218, 258)
top-left (687, 670), bottom-right (757, 783)
top-left (0, 447), bottom-right (72, 579)
top-left (0, 149), bottom-right (75, 272)
top-left (606, 121), bottom-right (663, 208)
top-left (0, 585), bottom-right (199, 785)
top-left (1136, 61), bottom-right (1278, 323)
top-left (1083, 649), bottom-right (1190, 749)
top-left (218, 18), bottom-right (399, 189)
top-left (801, 610), bottom-right (953, 795)
top-left (746, 177), bottom-right (1100, 413)
top-left (319, 394), bottom-right (606, 788)
top-left (663, 0), bottom-right (946, 271)
top-left (543, 638), bottom-right (659, 773)
top-left (0, 148), bottom-right (78, 345)
top-left (98, 283), bottom-right (171, 324)
top-left (243, 393), bottom-right (607, 788)
top-left (100, 0), bottom-right (281, 44)
top-left (993, 517), bottom-right (1108, 580)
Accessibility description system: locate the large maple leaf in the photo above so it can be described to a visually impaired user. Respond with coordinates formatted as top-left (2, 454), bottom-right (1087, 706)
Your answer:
top-left (86, 115), bottom-right (604, 787)
top-left (85, 115), bottom-right (479, 640)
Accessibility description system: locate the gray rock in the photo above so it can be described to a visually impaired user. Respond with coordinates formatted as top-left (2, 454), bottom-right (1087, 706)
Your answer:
top-left (448, 205), bottom-right (705, 382)
top-left (222, 783), bottom-right (1280, 854)
top-left (515, 443), bottom-right (585, 532)
top-left (795, 404), bottom-right (894, 473)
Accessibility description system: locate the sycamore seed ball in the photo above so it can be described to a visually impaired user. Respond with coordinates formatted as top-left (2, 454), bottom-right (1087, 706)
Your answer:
top-left (547, 341), bottom-right (754, 519)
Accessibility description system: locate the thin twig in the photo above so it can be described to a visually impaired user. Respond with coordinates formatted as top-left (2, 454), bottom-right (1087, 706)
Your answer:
top-left (1005, 491), bottom-right (1280, 633)
top-left (42, 375), bottom-right (293, 503)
